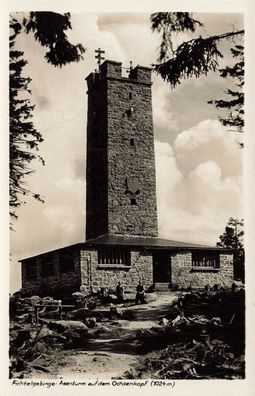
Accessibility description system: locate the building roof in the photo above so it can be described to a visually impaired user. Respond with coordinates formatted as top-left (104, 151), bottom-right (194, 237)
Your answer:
top-left (20, 234), bottom-right (232, 262)
top-left (83, 234), bottom-right (226, 251)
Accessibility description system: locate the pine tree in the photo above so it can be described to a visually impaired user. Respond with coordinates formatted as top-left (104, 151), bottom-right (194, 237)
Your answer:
top-left (217, 218), bottom-right (244, 281)
top-left (151, 13), bottom-right (244, 134)
top-left (208, 45), bottom-right (244, 138)
top-left (22, 12), bottom-right (85, 67)
top-left (9, 18), bottom-right (44, 221)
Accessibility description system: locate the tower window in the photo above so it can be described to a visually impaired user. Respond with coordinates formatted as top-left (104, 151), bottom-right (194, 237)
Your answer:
top-left (130, 138), bottom-right (135, 146)
top-left (131, 197), bottom-right (137, 205)
top-left (129, 92), bottom-right (132, 100)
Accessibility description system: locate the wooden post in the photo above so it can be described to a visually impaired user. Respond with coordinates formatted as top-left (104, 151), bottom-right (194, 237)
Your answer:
top-left (34, 306), bottom-right (39, 324)
top-left (58, 305), bottom-right (62, 320)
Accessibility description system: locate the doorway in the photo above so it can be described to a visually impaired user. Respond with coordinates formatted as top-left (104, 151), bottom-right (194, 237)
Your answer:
top-left (152, 251), bottom-right (171, 283)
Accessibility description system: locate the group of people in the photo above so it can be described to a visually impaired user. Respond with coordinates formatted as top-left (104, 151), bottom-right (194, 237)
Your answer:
top-left (116, 280), bottom-right (146, 304)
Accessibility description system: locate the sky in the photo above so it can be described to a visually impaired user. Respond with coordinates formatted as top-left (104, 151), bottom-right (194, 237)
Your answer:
top-left (9, 12), bottom-right (244, 292)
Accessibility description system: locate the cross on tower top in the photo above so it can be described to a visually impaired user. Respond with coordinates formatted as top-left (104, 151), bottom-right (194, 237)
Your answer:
top-left (95, 48), bottom-right (105, 68)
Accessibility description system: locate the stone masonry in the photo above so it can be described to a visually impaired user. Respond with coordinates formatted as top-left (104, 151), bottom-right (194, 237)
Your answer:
top-left (171, 252), bottom-right (234, 289)
top-left (20, 245), bottom-right (233, 296)
top-left (86, 61), bottom-right (158, 240)
top-left (21, 246), bottom-right (81, 297)
top-left (80, 248), bottom-right (153, 293)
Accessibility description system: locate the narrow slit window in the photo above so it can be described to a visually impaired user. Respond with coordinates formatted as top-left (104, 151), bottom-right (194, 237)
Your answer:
top-left (129, 92), bottom-right (132, 100)
top-left (130, 138), bottom-right (135, 146)
top-left (131, 197), bottom-right (136, 205)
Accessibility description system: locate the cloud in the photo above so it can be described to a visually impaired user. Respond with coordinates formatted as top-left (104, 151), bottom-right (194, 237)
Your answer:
top-left (152, 81), bottom-right (179, 134)
top-left (155, 140), bottom-right (183, 205)
top-left (174, 119), bottom-right (243, 177)
top-left (193, 161), bottom-right (222, 184)
top-left (155, 119), bottom-right (243, 245)
top-left (96, 13), bottom-right (159, 66)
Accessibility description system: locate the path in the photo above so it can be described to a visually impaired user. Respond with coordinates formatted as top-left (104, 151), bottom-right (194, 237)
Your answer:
top-left (38, 292), bottom-right (177, 379)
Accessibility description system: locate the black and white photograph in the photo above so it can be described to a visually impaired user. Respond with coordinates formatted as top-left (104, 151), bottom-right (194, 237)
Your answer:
top-left (3, 1), bottom-right (254, 393)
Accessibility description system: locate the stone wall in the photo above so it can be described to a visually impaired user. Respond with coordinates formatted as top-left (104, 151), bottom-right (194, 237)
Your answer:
top-left (171, 251), bottom-right (234, 289)
top-left (129, 65), bottom-right (152, 84)
top-left (85, 60), bottom-right (158, 239)
top-left (107, 70), bottom-right (158, 237)
top-left (85, 72), bottom-right (108, 240)
top-left (20, 246), bottom-right (234, 296)
top-left (80, 248), bottom-right (153, 293)
top-left (21, 246), bottom-right (81, 296)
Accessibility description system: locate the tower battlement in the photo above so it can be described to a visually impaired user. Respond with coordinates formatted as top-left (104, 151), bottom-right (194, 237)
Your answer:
top-left (86, 60), bottom-right (152, 91)
top-left (100, 60), bottom-right (122, 79)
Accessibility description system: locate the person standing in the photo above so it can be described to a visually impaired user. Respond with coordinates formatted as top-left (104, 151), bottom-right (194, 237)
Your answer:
top-left (135, 280), bottom-right (146, 304)
top-left (116, 281), bottom-right (124, 303)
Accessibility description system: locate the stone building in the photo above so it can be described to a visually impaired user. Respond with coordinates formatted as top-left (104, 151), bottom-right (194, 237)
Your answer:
top-left (19, 60), bottom-right (234, 297)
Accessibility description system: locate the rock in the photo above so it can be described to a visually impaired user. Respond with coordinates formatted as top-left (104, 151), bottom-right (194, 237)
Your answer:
top-left (47, 320), bottom-right (89, 348)
top-left (47, 320), bottom-right (88, 336)
top-left (110, 305), bottom-right (123, 318)
top-left (36, 325), bottom-right (55, 339)
top-left (145, 293), bottom-right (158, 303)
top-left (86, 317), bottom-right (97, 328)
top-left (232, 280), bottom-right (244, 288)
top-left (72, 292), bottom-right (87, 308)
top-left (28, 326), bottom-right (66, 353)
top-left (32, 341), bottom-right (49, 354)
top-left (39, 310), bottom-right (59, 320)
top-left (73, 292), bottom-right (85, 297)
top-left (67, 307), bottom-right (89, 321)
top-left (94, 324), bottom-right (113, 336)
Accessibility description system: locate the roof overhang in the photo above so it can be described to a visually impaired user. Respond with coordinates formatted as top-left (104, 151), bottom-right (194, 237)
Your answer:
top-left (19, 234), bottom-right (235, 262)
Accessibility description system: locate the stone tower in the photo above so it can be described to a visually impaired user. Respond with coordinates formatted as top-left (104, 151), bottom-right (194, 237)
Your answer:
top-left (86, 60), bottom-right (158, 240)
